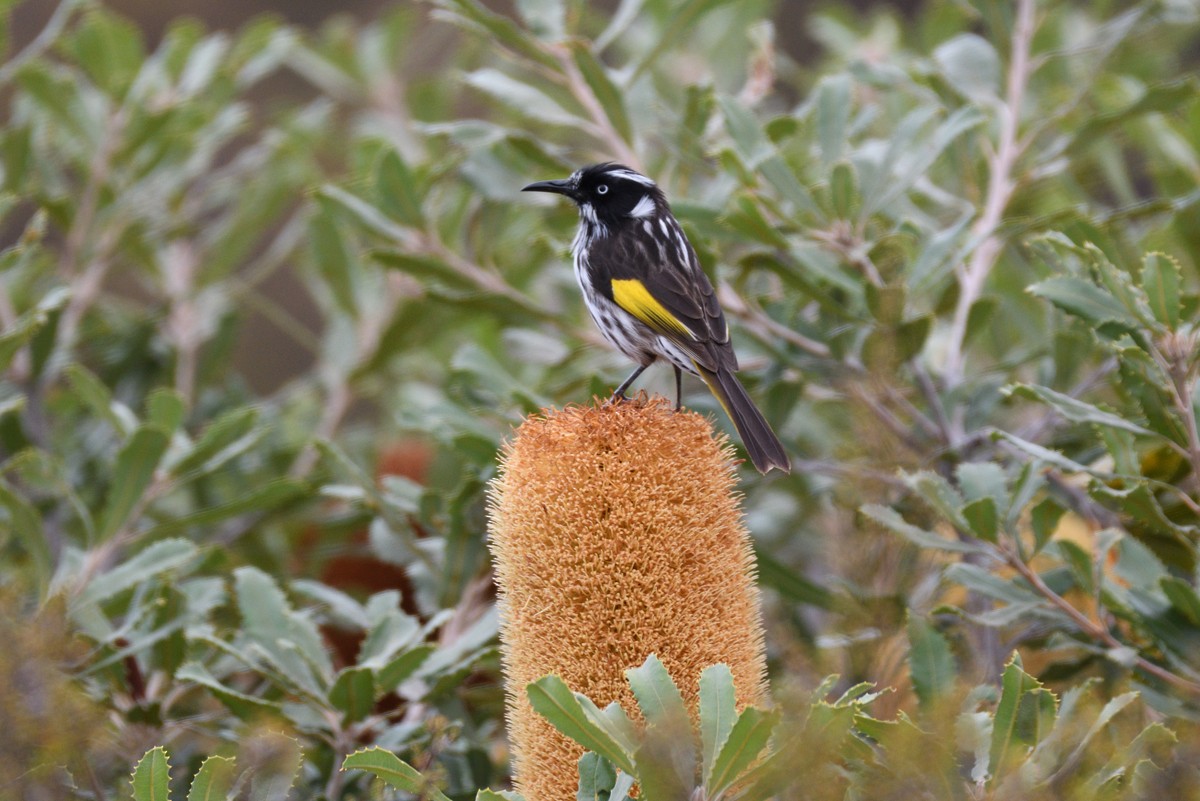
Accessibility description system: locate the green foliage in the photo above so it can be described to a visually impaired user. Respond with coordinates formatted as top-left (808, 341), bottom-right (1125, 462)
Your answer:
top-left (3, 0), bottom-right (1200, 796)
top-left (128, 744), bottom-right (292, 801)
top-left (531, 655), bottom-right (1193, 799)
top-left (528, 656), bottom-right (780, 801)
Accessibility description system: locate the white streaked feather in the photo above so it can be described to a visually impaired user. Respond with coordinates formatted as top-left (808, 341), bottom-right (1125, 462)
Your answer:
top-left (609, 169), bottom-right (655, 186)
top-left (628, 194), bottom-right (656, 218)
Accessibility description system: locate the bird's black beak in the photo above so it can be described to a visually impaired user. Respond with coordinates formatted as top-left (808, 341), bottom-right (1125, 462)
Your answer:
top-left (522, 178), bottom-right (576, 200)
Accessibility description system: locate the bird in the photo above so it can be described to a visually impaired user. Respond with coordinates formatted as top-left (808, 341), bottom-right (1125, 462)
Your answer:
top-left (522, 162), bottom-right (790, 474)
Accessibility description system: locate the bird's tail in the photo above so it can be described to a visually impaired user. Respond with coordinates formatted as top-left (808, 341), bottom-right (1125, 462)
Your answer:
top-left (695, 363), bottom-right (790, 474)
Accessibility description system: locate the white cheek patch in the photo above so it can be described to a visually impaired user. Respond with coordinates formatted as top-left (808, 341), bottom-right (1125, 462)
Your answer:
top-left (628, 194), bottom-right (656, 218)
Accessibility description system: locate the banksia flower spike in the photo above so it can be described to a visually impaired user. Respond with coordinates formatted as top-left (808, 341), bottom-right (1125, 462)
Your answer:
top-left (487, 396), bottom-right (768, 801)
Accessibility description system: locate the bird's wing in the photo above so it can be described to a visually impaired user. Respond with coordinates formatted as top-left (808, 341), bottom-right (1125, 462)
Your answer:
top-left (591, 223), bottom-right (736, 372)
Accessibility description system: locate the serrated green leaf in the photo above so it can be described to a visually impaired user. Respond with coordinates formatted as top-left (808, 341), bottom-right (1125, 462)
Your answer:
top-left (1028, 276), bottom-right (1139, 329)
top-left (991, 430), bottom-right (1092, 474)
top-left (477, 790), bottom-right (525, 801)
top-left (1141, 252), bottom-right (1182, 329)
top-left (330, 666), bottom-right (375, 722)
top-left (699, 663), bottom-right (736, 786)
top-left (860, 504), bottom-right (983, 553)
top-left (235, 566), bottom-right (333, 694)
top-left (1090, 482), bottom-right (1197, 541)
top-left (527, 675), bottom-right (635, 774)
top-left (904, 470), bottom-right (972, 532)
top-left (130, 746), bottom-right (171, 801)
top-left (957, 462), bottom-right (1009, 508)
top-left (990, 655), bottom-right (1057, 779)
top-left (187, 755), bottom-right (237, 801)
top-left (906, 613), bottom-right (956, 707)
top-left (706, 706), bottom-right (779, 796)
top-left (342, 747), bottom-right (452, 801)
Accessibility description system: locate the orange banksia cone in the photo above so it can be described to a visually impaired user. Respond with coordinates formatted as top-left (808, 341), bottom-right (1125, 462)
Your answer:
top-left (487, 397), bottom-right (768, 800)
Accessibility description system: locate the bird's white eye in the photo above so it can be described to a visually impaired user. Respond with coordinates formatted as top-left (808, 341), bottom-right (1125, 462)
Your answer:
top-left (596, 184), bottom-right (609, 195)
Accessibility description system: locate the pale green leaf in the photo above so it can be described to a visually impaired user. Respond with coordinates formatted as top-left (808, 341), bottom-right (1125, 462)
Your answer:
top-left (699, 663), bottom-right (736, 785)
top-left (187, 755), bottom-right (237, 801)
top-left (527, 675), bottom-right (635, 774)
top-left (130, 746), bottom-right (171, 801)
top-left (706, 706), bottom-right (780, 796)
top-left (96, 425), bottom-right (170, 542)
top-left (343, 747), bottom-right (452, 800)
top-left (906, 613), bottom-right (956, 707)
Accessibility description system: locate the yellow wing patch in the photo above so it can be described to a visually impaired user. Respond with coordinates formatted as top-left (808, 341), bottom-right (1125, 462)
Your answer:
top-left (611, 279), bottom-right (696, 339)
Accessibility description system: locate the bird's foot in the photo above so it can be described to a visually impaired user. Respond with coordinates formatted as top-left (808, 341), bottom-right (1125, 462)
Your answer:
top-left (604, 391), bottom-right (630, 407)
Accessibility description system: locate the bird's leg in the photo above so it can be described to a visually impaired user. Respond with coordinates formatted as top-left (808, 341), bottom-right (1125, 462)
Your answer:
top-left (673, 366), bottom-right (683, 411)
top-left (609, 363), bottom-right (649, 404)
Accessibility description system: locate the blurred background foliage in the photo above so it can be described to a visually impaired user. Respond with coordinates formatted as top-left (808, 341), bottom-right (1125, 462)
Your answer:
top-left (2, 0), bottom-right (1200, 797)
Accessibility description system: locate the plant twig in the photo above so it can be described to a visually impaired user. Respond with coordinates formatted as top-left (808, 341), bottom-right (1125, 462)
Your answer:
top-left (1004, 544), bottom-right (1200, 695)
top-left (0, 0), bottom-right (80, 85)
top-left (716, 283), bottom-right (831, 358)
top-left (943, 0), bottom-right (1037, 398)
top-left (164, 242), bottom-right (201, 404)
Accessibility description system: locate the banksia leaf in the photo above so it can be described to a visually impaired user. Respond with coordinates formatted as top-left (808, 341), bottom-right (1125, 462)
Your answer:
top-left (488, 398), bottom-right (768, 801)
top-left (130, 746), bottom-right (171, 801)
top-left (187, 756), bottom-right (236, 801)
top-left (342, 747), bottom-right (451, 801)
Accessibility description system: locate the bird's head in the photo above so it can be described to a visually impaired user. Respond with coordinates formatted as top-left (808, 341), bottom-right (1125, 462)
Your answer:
top-left (522, 163), bottom-right (666, 231)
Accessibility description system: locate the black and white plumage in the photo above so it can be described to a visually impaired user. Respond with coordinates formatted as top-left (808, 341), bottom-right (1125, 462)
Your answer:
top-left (523, 162), bottom-right (790, 474)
